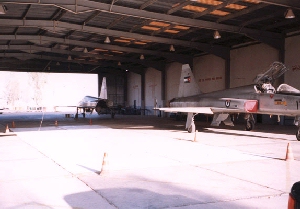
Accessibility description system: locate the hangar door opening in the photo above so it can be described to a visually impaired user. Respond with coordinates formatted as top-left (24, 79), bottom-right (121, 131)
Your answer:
top-left (0, 71), bottom-right (98, 111)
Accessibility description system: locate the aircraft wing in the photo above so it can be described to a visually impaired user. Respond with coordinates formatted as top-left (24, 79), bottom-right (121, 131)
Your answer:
top-left (158, 107), bottom-right (214, 114)
top-left (158, 99), bottom-right (258, 114)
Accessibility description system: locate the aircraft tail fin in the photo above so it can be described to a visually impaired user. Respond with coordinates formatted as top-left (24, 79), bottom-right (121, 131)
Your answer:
top-left (178, 64), bottom-right (202, 97)
top-left (99, 77), bottom-right (108, 99)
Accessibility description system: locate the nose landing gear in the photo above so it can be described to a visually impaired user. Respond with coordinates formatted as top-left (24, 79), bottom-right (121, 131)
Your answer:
top-left (245, 113), bottom-right (255, 131)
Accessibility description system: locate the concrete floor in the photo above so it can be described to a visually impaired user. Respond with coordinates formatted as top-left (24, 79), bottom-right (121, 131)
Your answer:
top-left (0, 112), bottom-right (299, 209)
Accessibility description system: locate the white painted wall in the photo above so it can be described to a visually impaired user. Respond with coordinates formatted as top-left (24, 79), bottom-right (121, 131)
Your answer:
top-left (127, 72), bottom-right (141, 108)
top-left (145, 67), bottom-right (162, 113)
top-left (193, 55), bottom-right (225, 93)
top-left (285, 35), bottom-right (300, 90)
top-left (165, 62), bottom-right (182, 103)
top-left (230, 44), bottom-right (278, 88)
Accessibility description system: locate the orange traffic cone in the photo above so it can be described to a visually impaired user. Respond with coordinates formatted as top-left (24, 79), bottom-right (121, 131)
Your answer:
top-left (5, 124), bottom-right (9, 133)
top-left (285, 143), bottom-right (294, 161)
top-left (100, 152), bottom-right (109, 175)
top-left (89, 118), bottom-right (92, 125)
top-left (12, 121), bottom-right (15, 128)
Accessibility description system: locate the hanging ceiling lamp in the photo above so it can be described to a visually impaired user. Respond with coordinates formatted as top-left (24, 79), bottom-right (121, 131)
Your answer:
top-left (214, 30), bottom-right (221, 39)
top-left (285, 8), bottom-right (295, 19)
top-left (169, 44), bottom-right (175, 52)
top-left (104, 36), bottom-right (111, 44)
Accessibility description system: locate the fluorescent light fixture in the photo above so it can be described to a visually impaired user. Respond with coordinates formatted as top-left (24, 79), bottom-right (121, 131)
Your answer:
top-left (104, 36), bottom-right (111, 44)
top-left (214, 30), bottom-right (221, 39)
top-left (285, 8), bottom-right (295, 19)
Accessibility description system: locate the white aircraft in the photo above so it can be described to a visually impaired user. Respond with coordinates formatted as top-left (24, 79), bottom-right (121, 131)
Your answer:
top-left (159, 62), bottom-right (300, 141)
top-left (75, 77), bottom-right (114, 118)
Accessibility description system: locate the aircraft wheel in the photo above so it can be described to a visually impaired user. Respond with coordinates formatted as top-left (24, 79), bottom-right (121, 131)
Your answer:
top-left (296, 130), bottom-right (300, 141)
top-left (245, 120), bottom-right (254, 131)
top-left (187, 124), bottom-right (195, 133)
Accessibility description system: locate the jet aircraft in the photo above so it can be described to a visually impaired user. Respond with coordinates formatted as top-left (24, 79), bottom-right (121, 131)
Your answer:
top-left (75, 77), bottom-right (115, 118)
top-left (159, 62), bottom-right (300, 141)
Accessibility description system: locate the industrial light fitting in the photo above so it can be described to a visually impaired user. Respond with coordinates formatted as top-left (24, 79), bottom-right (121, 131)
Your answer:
top-left (0, 5), bottom-right (7, 14)
top-left (140, 54), bottom-right (145, 60)
top-left (169, 44), bottom-right (175, 52)
top-left (214, 30), bottom-right (221, 39)
top-left (104, 36), bottom-right (111, 44)
top-left (285, 8), bottom-right (295, 19)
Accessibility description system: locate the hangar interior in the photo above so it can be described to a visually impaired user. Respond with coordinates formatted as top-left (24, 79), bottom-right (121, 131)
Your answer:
top-left (0, 0), bottom-right (300, 118)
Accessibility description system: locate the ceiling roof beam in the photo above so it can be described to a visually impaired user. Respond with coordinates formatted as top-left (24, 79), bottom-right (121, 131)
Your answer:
top-left (0, 44), bottom-right (150, 62)
top-left (0, 52), bottom-right (100, 65)
top-left (140, 0), bottom-right (158, 10)
top-left (52, 1), bottom-right (280, 38)
top-left (167, 1), bottom-right (191, 15)
top-left (262, 18), bottom-right (299, 31)
top-left (0, 57), bottom-right (128, 74)
top-left (50, 8), bottom-right (64, 20)
top-left (192, 0), bottom-right (240, 19)
top-left (130, 19), bottom-right (152, 33)
top-left (38, 8), bottom-right (63, 35)
top-left (217, 4), bottom-right (269, 23)
top-left (3, 0), bottom-right (300, 9)
top-left (0, 52), bottom-right (138, 74)
top-left (106, 15), bottom-right (127, 29)
top-left (68, 1), bottom-right (282, 50)
top-left (0, 19), bottom-right (228, 59)
top-left (0, 34), bottom-right (192, 64)
top-left (54, 9), bottom-right (67, 21)
top-left (83, 10), bottom-right (101, 25)
top-left (239, 13), bottom-right (280, 27)
top-left (2, 1), bottom-right (282, 39)
top-left (22, 4), bottom-right (31, 19)
top-left (259, 0), bottom-right (300, 9)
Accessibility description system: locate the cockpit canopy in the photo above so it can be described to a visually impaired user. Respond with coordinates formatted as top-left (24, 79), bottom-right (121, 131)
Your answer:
top-left (277, 84), bottom-right (300, 94)
top-left (253, 62), bottom-right (288, 85)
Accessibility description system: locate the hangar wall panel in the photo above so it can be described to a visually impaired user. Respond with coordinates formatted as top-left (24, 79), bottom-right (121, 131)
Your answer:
top-left (285, 35), bottom-right (300, 90)
top-left (193, 55), bottom-right (225, 93)
top-left (145, 67), bottom-right (162, 115)
top-left (230, 44), bottom-right (278, 88)
top-left (165, 62), bottom-right (182, 103)
top-left (99, 74), bottom-right (125, 107)
top-left (127, 72), bottom-right (141, 108)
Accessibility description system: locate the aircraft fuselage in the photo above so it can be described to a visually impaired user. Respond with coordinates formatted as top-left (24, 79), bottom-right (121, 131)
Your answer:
top-left (170, 85), bottom-right (300, 117)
